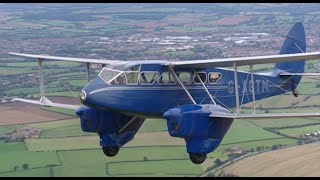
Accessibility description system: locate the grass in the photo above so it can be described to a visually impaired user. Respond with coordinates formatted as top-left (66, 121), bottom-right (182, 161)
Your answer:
top-left (53, 146), bottom-right (200, 177)
top-left (0, 167), bottom-right (51, 177)
top-left (220, 120), bottom-right (282, 145)
top-left (107, 160), bottom-right (202, 176)
top-left (218, 138), bottom-right (297, 151)
top-left (29, 119), bottom-right (79, 131)
top-left (248, 118), bottom-right (320, 128)
top-left (40, 126), bottom-right (92, 138)
top-left (40, 106), bottom-right (77, 116)
top-left (137, 118), bottom-right (167, 133)
top-left (25, 136), bottom-right (100, 151)
top-left (279, 125), bottom-right (320, 137)
top-left (0, 142), bottom-right (59, 172)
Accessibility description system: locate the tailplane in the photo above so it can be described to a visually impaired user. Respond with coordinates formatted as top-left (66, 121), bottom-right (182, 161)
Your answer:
top-left (273, 22), bottom-right (306, 91)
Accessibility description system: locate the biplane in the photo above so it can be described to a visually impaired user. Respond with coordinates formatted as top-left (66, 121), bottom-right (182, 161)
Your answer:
top-left (9, 22), bottom-right (320, 164)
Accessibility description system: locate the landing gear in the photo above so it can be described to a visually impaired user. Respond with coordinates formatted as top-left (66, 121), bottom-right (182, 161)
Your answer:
top-left (102, 146), bottom-right (119, 157)
top-left (293, 90), bottom-right (299, 97)
top-left (189, 153), bottom-right (207, 164)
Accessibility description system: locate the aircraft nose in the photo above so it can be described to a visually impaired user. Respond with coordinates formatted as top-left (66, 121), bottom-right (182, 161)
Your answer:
top-left (79, 76), bottom-right (107, 106)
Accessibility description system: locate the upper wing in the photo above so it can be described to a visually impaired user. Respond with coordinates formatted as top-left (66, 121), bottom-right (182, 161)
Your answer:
top-left (9, 52), bottom-right (121, 65)
top-left (10, 51), bottom-right (320, 68)
top-left (210, 112), bottom-right (320, 120)
top-left (170, 51), bottom-right (320, 68)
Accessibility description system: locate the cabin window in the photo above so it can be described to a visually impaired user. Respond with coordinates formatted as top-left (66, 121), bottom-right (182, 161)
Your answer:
top-left (158, 72), bottom-right (176, 84)
top-left (176, 72), bottom-right (192, 84)
top-left (193, 72), bottom-right (207, 84)
top-left (208, 72), bottom-right (221, 84)
top-left (111, 73), bottom-right (126, 85)
top-left (139, 71), bottom-right (159, 85)
top-left (125, 72), bottom-right (139, 84)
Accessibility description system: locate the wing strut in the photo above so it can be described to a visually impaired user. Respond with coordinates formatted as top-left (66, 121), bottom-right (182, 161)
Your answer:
top-left (169, 67), bottom-right (196, 105)
top-left (233, 63), bottom-right (240, 115)
top-left (86, 62), bottom-right (90, 82)
top-left (193, 69), bottom-right (216, 105)
top-left (37, 58), bottom-right (45, 101)
top-left (249, 64), bottom-right (256, 114)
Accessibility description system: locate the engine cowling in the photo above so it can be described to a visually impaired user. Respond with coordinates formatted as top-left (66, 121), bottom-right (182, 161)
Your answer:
top-left (163, 104), bottom-right (233, 154)
top-left (75, 106), bottom-right (144, 148)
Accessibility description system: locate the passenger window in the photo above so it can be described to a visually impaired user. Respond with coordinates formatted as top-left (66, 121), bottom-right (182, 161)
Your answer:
top-left (125, 72), bottom-right (139, 84)
top-left (177, 72), bottom-right (192, 84)
top-left (208, 72), bottom-right (221, 84)
top-left (158, 72), bottom-right (176, 84)
top-left (140, 72), bottom-right (159, 84)
top-left (193, 72), bottom-right (207, 84)
top-left (111, 73), bottom-right (126, 85)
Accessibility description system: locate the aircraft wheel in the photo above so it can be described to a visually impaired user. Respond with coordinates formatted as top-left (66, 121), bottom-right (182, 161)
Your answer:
top-left (189, 153), bottom-right (207, 164)
top-left (102, 146), bottom-right (119, 157)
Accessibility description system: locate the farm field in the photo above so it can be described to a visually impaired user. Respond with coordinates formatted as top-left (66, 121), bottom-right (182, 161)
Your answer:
top-left (219, 141), bottom-right (320, 177)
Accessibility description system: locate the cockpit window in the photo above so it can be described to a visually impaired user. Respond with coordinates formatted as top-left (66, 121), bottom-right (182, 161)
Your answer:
top-left (99, 68), bottom-right (122, 83)
top-left (111, 73), bottom-right (126, 85)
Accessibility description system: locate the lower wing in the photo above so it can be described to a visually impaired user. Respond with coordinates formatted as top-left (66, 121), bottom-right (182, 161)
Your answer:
top-left (14, 97), bottom-right (81, 110)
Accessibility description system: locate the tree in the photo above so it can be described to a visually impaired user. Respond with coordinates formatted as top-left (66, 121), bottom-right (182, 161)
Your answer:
top-left (22, 163), bottom-right (29, 170)
top-left (143, 156), bottom-right (148, 161)
top-left (214, 158), bottom-right (223, 166)
top-left (13, 165), bottom-right (18, 171)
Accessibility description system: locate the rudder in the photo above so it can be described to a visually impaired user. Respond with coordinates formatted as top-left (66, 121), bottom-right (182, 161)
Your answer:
top-left (274, 22), bottom-right (306, 90)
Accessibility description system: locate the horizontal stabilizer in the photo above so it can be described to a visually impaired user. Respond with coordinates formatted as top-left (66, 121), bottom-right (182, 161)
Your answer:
top-left (13, 98), bottom-right (81, 110)
top-left (210, 112), bottom-right (320, 119)
top-left (279, 72), bottom-right (320, 76)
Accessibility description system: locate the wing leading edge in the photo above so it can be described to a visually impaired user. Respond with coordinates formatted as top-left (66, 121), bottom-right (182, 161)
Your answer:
top-left (210, 112), bottom-right (320, 120)
top-left (13, 98), bottom-right (81, 110)
top-left (9, 52), bottom-right (121, 65)
top-left (171, 51), bottom-right (320, 68)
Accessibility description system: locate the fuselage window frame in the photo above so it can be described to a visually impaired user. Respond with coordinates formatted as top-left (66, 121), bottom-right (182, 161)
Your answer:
top-left (208, 72), bottom-right (222, 84)
top-left (139, 71), bottom-right (160, 85)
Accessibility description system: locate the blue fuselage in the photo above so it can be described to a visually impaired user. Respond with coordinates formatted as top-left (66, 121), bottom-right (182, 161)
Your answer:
top-left (81, 64), bottom-right (291, 118)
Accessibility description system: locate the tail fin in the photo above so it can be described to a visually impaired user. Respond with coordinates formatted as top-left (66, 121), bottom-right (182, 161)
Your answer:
top-left (274, 22), bottom-right (306, 89)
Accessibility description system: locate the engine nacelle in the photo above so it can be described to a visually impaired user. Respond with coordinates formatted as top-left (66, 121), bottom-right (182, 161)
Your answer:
top-left (76, 106), bottom-right (144, 148)
top-left (163, 104), bottom-right (233, 154)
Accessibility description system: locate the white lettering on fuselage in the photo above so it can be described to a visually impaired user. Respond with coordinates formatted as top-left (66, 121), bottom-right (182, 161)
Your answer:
top-left (228, 80), bottom-right (269, 94)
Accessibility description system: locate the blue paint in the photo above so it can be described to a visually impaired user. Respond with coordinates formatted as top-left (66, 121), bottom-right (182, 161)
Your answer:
top-left (163, 104), bottom-right (233, 154)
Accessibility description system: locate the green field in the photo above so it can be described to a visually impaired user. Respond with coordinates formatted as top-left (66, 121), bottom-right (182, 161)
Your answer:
top-left (0, 142), bottom-right (59, 172)
top-left (220, 120), bottom-right (282, 144)
top-left (249, 118), bottom-right (320, 128)
top-left (107, 160), bottom-right (202, 176)
top-left (0, 168), bottom-right (51, 177)
top-left (40, 107), bottom-right (77, 116)
top-left (279, 125), bottom-right (320, 137)
top-left (25, 136), bottom-right (100, 152)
